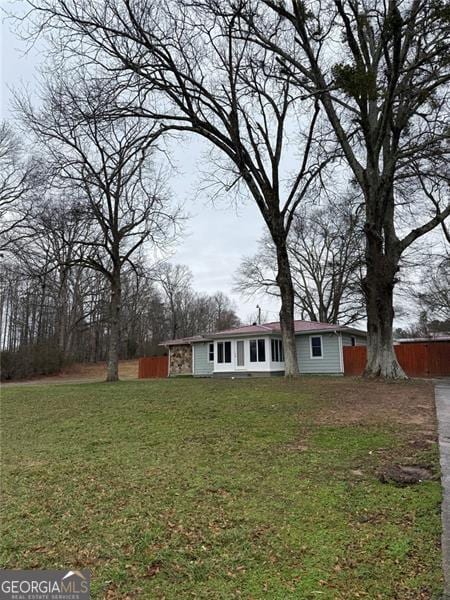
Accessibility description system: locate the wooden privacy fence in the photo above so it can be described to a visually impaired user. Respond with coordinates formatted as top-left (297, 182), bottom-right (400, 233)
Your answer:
top-left (138, 355), bottom-right (169, 379)
top-left (343, 342), bottom-right (450, 377)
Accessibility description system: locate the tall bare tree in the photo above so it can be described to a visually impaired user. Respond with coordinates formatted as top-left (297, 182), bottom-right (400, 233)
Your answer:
top-left (0, 122), bottom-right (34, 250)
top-left (18, 76), bottom-right (178, 381)
top-left (153, 263), bottom-right (241, 338)
top-left (23, 0), bottom-right (334, 376)
top-left (237, 0), bottom-right (450, 377)
top-left (5, 193), bottom-right (95, 357)
top-left (236, 199), bottom-right (364, 324)
top-left (211, 292), bottom-right (241, 331)
top-left (153, 263), bottom-right (192, 340)
top-left (416, 252), bottom-right (450, 323)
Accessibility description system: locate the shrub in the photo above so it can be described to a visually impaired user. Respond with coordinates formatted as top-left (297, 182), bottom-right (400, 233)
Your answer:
top-left (1, 344), bottom-right (65, 381)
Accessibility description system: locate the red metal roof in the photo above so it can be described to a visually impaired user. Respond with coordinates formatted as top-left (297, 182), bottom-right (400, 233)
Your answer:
top-left (213, 320), bottom-right (343, 337)
top-left (161, 320), bottom-right (365, 346)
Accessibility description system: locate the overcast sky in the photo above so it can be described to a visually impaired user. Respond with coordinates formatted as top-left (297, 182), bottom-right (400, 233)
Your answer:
top-left (1, 10), bottom-right (281, 323)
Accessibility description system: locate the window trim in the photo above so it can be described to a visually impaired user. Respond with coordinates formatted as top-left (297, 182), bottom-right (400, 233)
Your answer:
top-left (271, 338), bottom-right (277, 362)
top-left (271, 338), bottom-right (284, 363)
top-left (208, 342), bottom-right (214, 363)
top-left (249, 339), bottom-right (257, 363)
top-left (257, 338), bottom-right (266, 362)
top-left (236, 340), bottom-right (245, 367)
top-left (249, 338), bottom-right (267, 363)
top-left (224, 340), bottom-right (231, 363)
top-left (310, 335), bottom-right (323, 359)
top-left (217, 340), bottom-right (232, 364)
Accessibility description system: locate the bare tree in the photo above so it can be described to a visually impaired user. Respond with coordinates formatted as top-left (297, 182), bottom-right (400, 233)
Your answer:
top-left (211, 292), bottom-right (241, 331)
top-left (153, 263), bottom-right (192, 340)
top-left (236, 199), bottom-right (364, 324)
top-left (154, 262), bottom-right (241, 337)
top-left (4, 193), bottom-right (96, 356)
top-left (0, 122), bottom-right (34, 250)
top-left (238, 0), bottom-right (450, 377)
top-left (416, 252), bottom-right (450, 323)
top-left (23, 0), bottom-right (335, 376)
top-left (18, 76), bottom-right (178, 381)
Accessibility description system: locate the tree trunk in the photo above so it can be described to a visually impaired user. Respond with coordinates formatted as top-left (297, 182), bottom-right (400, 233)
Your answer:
top-left (275, 240), bottom-right (299, 377)
top-left (362, 245), bottom-right (407, 379)
top-left (106, 270), bottom-right (121, 382)
top-left (56, 267), bottom-right (69, 356)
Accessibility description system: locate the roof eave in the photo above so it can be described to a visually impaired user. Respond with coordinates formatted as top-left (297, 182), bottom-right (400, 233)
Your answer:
top-left (159, 336), bottom-right (214, 347)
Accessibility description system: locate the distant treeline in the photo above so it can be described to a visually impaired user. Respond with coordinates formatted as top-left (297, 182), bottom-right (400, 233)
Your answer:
top-left (0, 257), bottom-right (239, 381)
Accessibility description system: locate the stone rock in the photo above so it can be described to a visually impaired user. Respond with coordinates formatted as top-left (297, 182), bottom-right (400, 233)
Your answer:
top-left (169, 344), bottom-right (192, 375)
top-left (378, 464), bottom-right (434, 485)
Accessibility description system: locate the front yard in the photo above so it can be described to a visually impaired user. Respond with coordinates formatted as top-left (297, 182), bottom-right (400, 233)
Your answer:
top-left (0, 377), bottom-right (443, 598)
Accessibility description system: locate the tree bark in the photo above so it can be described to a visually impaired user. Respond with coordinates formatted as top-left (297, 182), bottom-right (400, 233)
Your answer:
top-left (362, 241), bottom-right (407, 379)
top-left (106, 269), bottom-right (121, 382)
top-left (56, 266), bottom-right (68, 356)
top-left (275, 238), bottom-right (299, 377)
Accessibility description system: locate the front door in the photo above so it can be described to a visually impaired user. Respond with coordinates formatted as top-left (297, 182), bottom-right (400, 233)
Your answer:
top-left (236, 340), bottom-right (245, 368)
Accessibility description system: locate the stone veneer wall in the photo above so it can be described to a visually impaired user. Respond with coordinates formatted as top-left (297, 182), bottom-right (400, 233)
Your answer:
top-left (169, 344), bottom-right (193, 375)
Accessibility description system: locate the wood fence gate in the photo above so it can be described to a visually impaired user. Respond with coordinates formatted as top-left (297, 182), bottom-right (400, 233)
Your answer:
top-left (138, 355), bottom-right (169, 378)
top-left (343, 342), bottom-right (450, 377)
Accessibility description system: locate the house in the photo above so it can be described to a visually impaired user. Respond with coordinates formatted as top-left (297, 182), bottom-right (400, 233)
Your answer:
top-left (161, 320), bottom-right (367, 377)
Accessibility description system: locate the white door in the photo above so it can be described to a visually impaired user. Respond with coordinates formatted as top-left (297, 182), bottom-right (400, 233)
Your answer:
top-left (236, 340), bottom-right (245, 368)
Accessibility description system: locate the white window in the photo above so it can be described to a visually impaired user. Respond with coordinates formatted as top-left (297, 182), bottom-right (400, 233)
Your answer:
top-left (250, 338), bottom-right (266, 362)
top-left (271, 339), bottom-right (284, 362)
top-left (217, 341), bottom-right (232, 363)
top-left (208, 342), bottom-right (214, 362)
top-left (310, 336), bottom-right (323, 358)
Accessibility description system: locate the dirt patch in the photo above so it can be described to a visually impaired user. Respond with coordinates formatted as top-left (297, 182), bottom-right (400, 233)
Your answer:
top-left (3, 359), bottom-right (139, 385)
top-left (296, 377), bottom-right (437, 432)
top-left (61, 359), bottom-right (138, 380)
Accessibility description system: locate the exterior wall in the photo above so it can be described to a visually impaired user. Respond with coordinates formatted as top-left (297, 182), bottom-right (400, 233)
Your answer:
top-left (342, 334), bottom-right (367, 347)
top-left (192, 342), bottom-right (214, 377)
top-left (296, 333), bottom-right (343, 374)
top-left (189, 331), bottom-right (367, 377)
top-left (169, 344), bottom-right (192, 376)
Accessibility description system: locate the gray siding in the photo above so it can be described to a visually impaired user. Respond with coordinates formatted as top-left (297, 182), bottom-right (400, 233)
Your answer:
top-left (296, 333), bottom-right (342, 374)
top-left (193, 342), bottom-right (214, 376)
top-left (342, 334), bottom-right (367, 346)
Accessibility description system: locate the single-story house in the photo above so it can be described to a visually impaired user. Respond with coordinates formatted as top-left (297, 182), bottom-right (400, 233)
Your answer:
top-left (161, 320), bottom-right (367, 378)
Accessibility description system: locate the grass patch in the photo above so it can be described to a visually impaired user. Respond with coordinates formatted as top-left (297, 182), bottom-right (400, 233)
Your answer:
top-left (1, 378), bottom-right (443, 599)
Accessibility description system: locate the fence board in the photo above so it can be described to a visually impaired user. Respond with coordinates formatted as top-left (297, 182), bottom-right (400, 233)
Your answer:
top-left (343, 346), bottom-right (367, 376)
top-left (343, 342), bottom-right (450, 377)
top-left (138, 355), bottom-right (169, 379)
top-left (425, 342), bottom-right (450, 376)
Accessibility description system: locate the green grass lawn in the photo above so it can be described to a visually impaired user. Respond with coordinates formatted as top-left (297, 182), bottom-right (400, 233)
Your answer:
top-left (1, 378), bottom-right (443, 599)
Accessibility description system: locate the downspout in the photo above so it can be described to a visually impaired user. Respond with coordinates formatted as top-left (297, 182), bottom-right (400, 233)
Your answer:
top-left (335, 331), bottom-right (344, 374)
